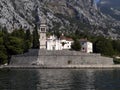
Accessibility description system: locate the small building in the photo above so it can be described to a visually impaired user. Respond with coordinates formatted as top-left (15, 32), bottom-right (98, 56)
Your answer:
top-left (38, 18), bottom-right (93, 52)
top-left (80, 39), bottom-right (93, 53)
top-left (46, 35), bottom-right (73, 50)
top-left (47, 35), bottom-right (62, 50)
top-left (60, 35), bottom-right (73, 50)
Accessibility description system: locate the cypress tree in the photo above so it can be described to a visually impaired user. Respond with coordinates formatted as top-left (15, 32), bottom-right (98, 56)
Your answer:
top-left (23, 29), bottom-right (32, 52)
top-left (32, 25), bottom-right (39, 49)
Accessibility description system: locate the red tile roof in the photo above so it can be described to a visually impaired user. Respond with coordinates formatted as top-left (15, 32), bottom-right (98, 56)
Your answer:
top-left (60, 36), bottom-right (73, 41)
top-left (79, 38), bottom-right (88, 42)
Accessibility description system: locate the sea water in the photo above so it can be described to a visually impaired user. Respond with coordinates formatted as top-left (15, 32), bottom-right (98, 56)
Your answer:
top-left (0, 69), bottom-right (120, 90)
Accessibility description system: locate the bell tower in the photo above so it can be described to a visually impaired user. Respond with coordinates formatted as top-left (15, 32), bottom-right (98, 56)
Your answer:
top-left (39, 18), bottom-right (47, 49)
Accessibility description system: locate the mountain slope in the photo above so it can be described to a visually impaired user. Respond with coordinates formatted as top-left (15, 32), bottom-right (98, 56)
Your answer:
top-left (98, 0), bottom-right (120, 21)
top-left (0, 0), bottom-right (120, 38)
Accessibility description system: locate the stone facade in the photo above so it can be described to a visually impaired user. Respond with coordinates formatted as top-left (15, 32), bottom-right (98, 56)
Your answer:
top-left (10, 49), bottom-right (114, 66)
top-left (37, 50), bottom-right (113, 67)
top-left (39, 19), bottom-right (47, 49)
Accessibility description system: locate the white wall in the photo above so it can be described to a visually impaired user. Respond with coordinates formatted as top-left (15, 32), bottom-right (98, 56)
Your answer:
top-left (47, 36), bottom-right (62, 50)
top-left (86, 42), bottom-right (93, 53)
top-left (81, 41), bottom-right (93, 53)
top-left (47, 36), bottom-right (73, 50)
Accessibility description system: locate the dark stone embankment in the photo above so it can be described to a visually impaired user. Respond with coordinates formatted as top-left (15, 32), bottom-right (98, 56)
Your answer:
top-left (9, 49), bottom-right (114, 68)
top-left (10, 49), bottom-right (39, 65)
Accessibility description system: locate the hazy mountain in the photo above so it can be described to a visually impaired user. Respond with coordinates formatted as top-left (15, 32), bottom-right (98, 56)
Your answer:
top-left (98, 0), bottom-right (120, 21)
top-left (0, 0), bottom-right (120, 38)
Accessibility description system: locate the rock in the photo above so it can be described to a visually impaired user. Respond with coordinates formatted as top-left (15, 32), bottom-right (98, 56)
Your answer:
top-left (0, 0), bottom-right (120, 38)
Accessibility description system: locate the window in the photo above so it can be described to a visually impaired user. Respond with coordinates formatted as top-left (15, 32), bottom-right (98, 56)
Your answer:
top-left (81, 42), bottom-right (84, 45)
top-left (41, 28), bottom-right (45, 32)
top-left (82, 48), bottom-right (85, 50)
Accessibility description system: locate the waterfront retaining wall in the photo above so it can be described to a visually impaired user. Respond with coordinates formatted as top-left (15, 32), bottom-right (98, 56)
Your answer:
top-left (10, 49), bottom-right (39, 65)
top-left (10, 49), bottom-right (114, 66)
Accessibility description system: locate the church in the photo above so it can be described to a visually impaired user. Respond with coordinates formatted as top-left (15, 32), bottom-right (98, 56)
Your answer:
top-left (38, 19), bottom-right (93, 53)
top-left (46, 34), bottom-right (74, 50)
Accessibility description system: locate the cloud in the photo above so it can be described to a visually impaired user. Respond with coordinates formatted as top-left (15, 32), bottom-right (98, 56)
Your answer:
top-left (100, 0), bottom-right (111, 5)
top-left (100, 0), bottom-right (120, 6)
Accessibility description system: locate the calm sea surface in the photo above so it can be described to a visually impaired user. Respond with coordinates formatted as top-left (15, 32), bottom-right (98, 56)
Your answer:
top-left (0, 69), bottom-right (120, 90)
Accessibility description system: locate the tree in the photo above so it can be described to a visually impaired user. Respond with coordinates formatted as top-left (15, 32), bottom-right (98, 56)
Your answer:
top-left (0, 32), bottom-right (8, 64)
top-left (0, 46), bottom-right (8, 64)
top-left (71, 39), bottom-right (81, 51)
top-left (94, 37), bottom-right (114, 56)
top-left (112, 40), bottom-right (120, 55)
top-left (6, 36), bottom-right (24, 55)
top-left (32, 25), bottom-right (39, 49)
top-left (54, 31), bottom-right (61, 38)
top-left (25, 29), bottom-right (32, 41)
top-left (23, 40), bottom-right (31, 52)
top-left (23, 29), bottom-right (32, 52)
top-left (11, 28), bottom-right (25, 39)
top-left (0, 28), bottom-right (33, 64)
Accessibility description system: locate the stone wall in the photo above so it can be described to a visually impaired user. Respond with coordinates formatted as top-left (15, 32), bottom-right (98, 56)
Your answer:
top-left (38, 50), bottom-right (113, 66)
top-left (10, 49), bottom-right (114, 66)
top-left (10, 49), bottom-right (39, 65)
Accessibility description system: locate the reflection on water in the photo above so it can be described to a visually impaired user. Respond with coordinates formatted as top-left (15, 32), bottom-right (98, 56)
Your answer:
top-left (0, 69), bottom-right (120, 90)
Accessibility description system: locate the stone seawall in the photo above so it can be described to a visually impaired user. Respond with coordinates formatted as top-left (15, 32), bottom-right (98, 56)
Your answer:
top-left (10, 49), bottom-right (39, 65)
top-left (10, 49), bottom-right (114, 66)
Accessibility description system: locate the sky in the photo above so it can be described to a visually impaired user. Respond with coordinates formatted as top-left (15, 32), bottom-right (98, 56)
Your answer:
top-left (99, 0), bottom-right (120, 6)
top-left (95, 0), bottom-right (100, 3)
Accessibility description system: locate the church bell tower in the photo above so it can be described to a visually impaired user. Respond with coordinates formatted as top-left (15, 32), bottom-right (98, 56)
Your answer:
top-left (39, 18), bottom-right (47, 49)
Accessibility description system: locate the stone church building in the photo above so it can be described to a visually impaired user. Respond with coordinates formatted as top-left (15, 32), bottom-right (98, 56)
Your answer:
top-left (38, 19), bottom-right (93, 53)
